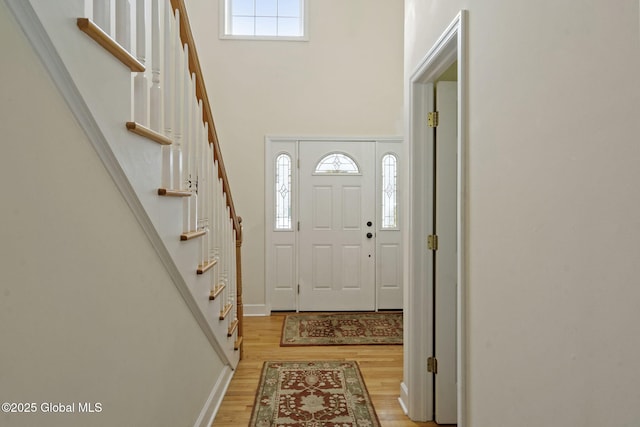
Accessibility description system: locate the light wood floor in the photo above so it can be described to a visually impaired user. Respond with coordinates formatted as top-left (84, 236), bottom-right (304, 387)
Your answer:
top-left (211, 313), bottom-right (453, 427)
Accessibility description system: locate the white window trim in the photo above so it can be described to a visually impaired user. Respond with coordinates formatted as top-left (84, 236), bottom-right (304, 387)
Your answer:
top-left (219, 0), bottom-right (309, 41)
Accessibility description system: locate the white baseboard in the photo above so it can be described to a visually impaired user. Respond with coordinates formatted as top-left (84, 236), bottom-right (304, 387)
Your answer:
top-left (193, 365), bottom-right (234, 427)
top-left (398, 381), bottom-right (409, 415)
top-left (243, 304), bottom-right (270, 316)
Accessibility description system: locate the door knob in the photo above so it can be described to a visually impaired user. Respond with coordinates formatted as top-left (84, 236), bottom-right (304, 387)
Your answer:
top-left (366, 221), bottom-right (373, 227)
top-left (366, 232), bottom-right (373, 239)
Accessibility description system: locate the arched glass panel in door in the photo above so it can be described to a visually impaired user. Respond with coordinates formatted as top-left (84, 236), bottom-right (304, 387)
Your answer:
top-left (314, 152), bottom-right (360, 174)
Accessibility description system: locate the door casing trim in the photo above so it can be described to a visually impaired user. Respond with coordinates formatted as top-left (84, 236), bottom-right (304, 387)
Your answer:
top-left (402, 10), bottom-right (468, 424)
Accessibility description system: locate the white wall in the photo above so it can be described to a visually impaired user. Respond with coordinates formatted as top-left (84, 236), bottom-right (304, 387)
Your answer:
top-left (406, 1), bottom-right (640, 426)
top-left (185, 0), bottom-right (404, 310)
top-left (0, 3), bottom-right (223, 426)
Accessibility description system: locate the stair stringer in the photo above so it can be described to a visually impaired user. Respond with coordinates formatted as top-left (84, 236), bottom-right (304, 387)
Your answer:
top-left (5, 0), bottom-right (241, 373)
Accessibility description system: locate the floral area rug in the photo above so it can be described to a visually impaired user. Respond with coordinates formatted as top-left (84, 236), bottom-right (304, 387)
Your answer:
top-left (280, 312), bottom-right (403, 346)
top-left (249, 361), bottom-right (381, 427)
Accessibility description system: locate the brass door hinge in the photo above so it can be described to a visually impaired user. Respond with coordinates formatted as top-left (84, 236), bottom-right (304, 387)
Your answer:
top-left (427, 234), bottom-right (439, 251)
top-left (427, 357), bottom-right (438, 374)
top-left (427, 111), bottom-right (439, 128)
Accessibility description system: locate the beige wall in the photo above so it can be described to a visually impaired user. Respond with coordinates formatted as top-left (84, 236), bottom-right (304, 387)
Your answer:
top-left (185, 0), bottom-right (404, 309)
top-left (406, 1), bottom-right (640, 425)
top-left (0, 4), bottom-right (223, 426)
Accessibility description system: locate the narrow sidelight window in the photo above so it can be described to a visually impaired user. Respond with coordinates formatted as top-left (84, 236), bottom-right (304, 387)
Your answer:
top-left (275, 154), bottom-right (292, 229)
top-left (381, 154), bottom-right (398, 229)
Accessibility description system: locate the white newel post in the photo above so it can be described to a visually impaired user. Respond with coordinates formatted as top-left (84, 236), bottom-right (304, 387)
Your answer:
top-left (93, 0), bottom-right (111, 35)
top-left (149, 0), bottom-right (163, 132)
top-left (115, 0), bottom-right (131, 52)
top-left (133, 0), bottom-right (148, 125)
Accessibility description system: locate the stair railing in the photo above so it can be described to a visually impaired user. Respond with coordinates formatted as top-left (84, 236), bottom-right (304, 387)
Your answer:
top-left (80, 0), bottom-right (243, 356)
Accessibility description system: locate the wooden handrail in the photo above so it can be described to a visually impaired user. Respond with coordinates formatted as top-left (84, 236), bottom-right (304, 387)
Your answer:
top-left (169, 0), bottom-right (241, 243)
top-left (169, 0), bottom-right (244, 358)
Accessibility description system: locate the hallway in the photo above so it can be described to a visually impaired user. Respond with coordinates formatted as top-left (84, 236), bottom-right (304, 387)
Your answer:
top-left (212, 313), bottom-right (451, 426)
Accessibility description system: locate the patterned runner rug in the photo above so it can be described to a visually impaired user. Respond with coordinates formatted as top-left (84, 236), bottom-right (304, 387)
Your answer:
top-left (281, 312), bottom-right (403, 346)
top-left (249, 360), bottom-right (381, 427)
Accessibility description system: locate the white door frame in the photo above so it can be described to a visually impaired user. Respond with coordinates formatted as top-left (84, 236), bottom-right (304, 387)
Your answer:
top-left (265, 136), bottom-right (403, 313)
top-left (401, 10), bottom-right (468, 424)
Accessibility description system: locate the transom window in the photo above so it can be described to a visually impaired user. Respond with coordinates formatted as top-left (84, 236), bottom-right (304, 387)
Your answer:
top-left (222, 0), bottom-right (307, 40)
top-left (314, 153), bottom-right (360, 175)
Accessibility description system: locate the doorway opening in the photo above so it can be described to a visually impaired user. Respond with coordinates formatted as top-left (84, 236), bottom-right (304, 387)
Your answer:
top-left (265, 137), bottom-right (403, 312)
top-left (401, 10), bottom-right (468, 426)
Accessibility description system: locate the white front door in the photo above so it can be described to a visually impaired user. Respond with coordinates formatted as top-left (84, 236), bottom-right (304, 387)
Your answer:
top-left (298, 141), bottom-right (376, 311)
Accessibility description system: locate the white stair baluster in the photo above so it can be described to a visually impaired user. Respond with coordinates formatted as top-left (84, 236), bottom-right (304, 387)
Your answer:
top-left (186, 69), bottom-right (194, 196)
top-left (228, 214), bottom-right (234, 324)
top-left (115, 0), bottom-right (131, 52)
top-left (212, 167), bottom-right (218, 287)
top-left (224, 203), bottom-right (230, 290)
top-left (220, 189), bottom-right (226, 289)
top-left (161, 1), bottom-right (174, 189)
top-left (93, 0), bottom-right (111, 35)
top-left (172, 10), bottom-right (183, 191)
top-left (215, 176), bottom-right (223, 287)
top-left (133, 0), bottom-right (148, 125)
top-left (234, 232), bottom-right (238, 325)
top-left (220, 198), bottom-right (227, 304)
top-left (204, 124), bottom-right (212, 269)
top-left (231, 229), bottom-right (237, 327)
top-left (225, 207), bottom-right (231, 304)
top-left (149, 0), bottom-right (163, 132)
top-left (189, 88), bottom-right (200, 234)
top-left (182, 46), bottom-right (191, 233)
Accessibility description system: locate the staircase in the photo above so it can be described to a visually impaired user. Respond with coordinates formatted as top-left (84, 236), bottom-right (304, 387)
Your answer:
top-left (6, 0), bottom-right (243, 374)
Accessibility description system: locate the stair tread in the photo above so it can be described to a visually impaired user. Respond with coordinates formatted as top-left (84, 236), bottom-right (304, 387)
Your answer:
top-left (182, 229), bottom-right (207, 241)
top-left (126, 122), bottom-right (172, 145)
top-left (219, 303), bottom-right (233, 320)
top-left (157, 188), bottom-right (192, 197)
top-left (209, 283), bottom-right (225, 300)
top-left (227, 319), bottom-right (239, 337)
top-left (234, 336), bottom-right (243, 351)
top-left (197, 258), bottom-right (217, 274)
